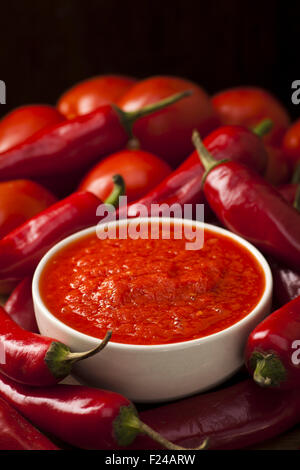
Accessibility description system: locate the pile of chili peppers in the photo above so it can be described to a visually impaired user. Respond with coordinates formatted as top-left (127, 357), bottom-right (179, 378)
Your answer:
top-left (0, 74), bottom-right (300, 450)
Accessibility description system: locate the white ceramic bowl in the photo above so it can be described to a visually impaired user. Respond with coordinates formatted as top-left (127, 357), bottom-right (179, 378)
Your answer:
top-left (33, 217), bottom-right (273, 403)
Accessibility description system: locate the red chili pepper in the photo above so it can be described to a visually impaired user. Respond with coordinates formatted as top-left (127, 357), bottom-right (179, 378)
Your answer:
top-left (4, 277), bottom-right (38, 333)
top-left (0, 373), bottom-right (207, 450)
top-left (192, 131), bottom-right (300, 271)
top-left (120, 124), bottom-right (268, 219)
top-left (0, 179), bottom-right (57, 239)
top-left (0, 186), bottom-right (120, 284)
top-left (269, 259), bottom-right (300, 307)
top-left (0, 92), bottom-right (190, 181)
top-left (123, 379), bottom-right (300, 450)
top-left (0, 306), bottom-right (111, 386)
top-left (0, 397), bottom-right (59, 450)
top-left (0, 105), bottom-right (65, 153)
top-left (245, 295), bottom-right (300, 390)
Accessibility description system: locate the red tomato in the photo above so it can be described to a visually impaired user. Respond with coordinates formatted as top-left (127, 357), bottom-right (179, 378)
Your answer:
top-left (212, 87), bottom-right (290, 147)
top-left (118, 76), bottom-right (219, 167)
top-left (264, 145), bottom-right (291, 186)
top-left (78, 149), bottom-right (172, 202)
top-left (0, 180), bottom-right (56, 239)
top-left (282, 119), bottom-right (300, 169)
top-left (0, 105), bottom-right (65, 153)
top-left (57, 75), bottom-right (137, 119)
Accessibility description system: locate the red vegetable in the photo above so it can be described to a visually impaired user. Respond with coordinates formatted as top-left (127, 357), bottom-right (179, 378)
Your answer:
top-left (0, 397), bottom-right (59, 450)
top-left (4, 277), bottom-right (38, 333)
top-left (0, 186), bottom-right (123, 284)
top-left (118, 76), bottom-right (219, 166)
top-left (245, 295), bottom-right (300, 390)
top-left (0, 305), bottom-right (111, 386)
top-left (192, 131), bottom-right (300, 271)
top-left (0, 92), bottom-right (190, 181)
top-left (0, 373), bottom-right (207, 450)
top-left (0, 179), bottom-right (56, 239)
top-left (212, 87), bottom-right (290, 146)
top-left (79, 148), bottom-right (171, 203)
top-left (202, 124), bottom-right (268, 174)
top-left (57, 74), bottom-right (136, 119)
top-left (0, 105), bottom-right (64, 153)
top-left (269, 259), bottom-right (300, 308)
top-left (264, 145), bottom-right (291, 186)
top-left (282, 118), bottom-right (300, 169)
top-left (121, 125), bottom-right (269, 220)
top-left (278, 183), bottom-right (298, 206)
top-left (124, 379), bottom-right (300, 450)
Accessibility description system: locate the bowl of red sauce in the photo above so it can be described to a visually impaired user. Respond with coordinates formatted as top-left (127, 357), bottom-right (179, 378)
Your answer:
top-left (33, 217), bottom-right (272, 403)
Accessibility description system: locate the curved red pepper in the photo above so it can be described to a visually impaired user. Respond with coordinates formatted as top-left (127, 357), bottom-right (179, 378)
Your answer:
top-left (192, 131), bottom-right (300, 271)
top-left (245, 295), bottom-right (300, 390)
top-left (0, 93), bottom-right (190, 181)
top-left (0, 306), bottom-right (111, 386)
top-left (0, 191), bottom-right (103, 284)
top-left (124, 379), bottom-right (300, 450)
top-left (0, 373), bottom-right (207, 450)
top-left (121, 125), bottom-right (268, 219)
top-left (0, 397), bottom-right (59, 450)
top-left (4, 277), bottom-right (38, 333)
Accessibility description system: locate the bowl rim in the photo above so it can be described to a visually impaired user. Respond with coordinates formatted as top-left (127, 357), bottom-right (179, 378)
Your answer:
top-left (32, 216), bottom-right (273, 351)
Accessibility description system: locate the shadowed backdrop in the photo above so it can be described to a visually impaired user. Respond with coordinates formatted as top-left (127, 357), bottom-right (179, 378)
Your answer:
top-left (0, 0), bottom-right (299, 118)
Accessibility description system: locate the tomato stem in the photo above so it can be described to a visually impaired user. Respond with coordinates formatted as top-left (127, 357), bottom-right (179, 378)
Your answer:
top-left (104, 175), bottom-right (125, 208)
top-left (252, 119), bottom-right (273, 138)
top-left (116, 90), bottom-right (192, 137)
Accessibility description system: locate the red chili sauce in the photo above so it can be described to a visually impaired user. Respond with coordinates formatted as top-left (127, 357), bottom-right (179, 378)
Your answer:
top-left (40, 223), bottom-right (265, 345)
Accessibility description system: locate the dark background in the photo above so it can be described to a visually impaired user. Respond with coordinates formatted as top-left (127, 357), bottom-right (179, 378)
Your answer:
top-left (0, 0), bottom-right (299, 118)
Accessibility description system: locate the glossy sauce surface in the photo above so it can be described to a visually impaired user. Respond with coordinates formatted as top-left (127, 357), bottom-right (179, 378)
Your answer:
top-left (40, 224), bottom-right (265, 345)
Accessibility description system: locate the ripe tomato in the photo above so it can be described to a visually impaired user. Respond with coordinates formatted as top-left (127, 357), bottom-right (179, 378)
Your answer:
top-left (57, 74), bottom-right (137, 119)
top-left (212, 87), bottom-right (290, 147)
top-left (118, 76), bottom-right (219, 167)
top-left (0, 105), bottom-right (65, 153)
top-left (78, 149), bottom-right (172, 203)
top-left (0, 180), bottom-right (56, 239)
top-left (282, 119), bottom-right (300, 169)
